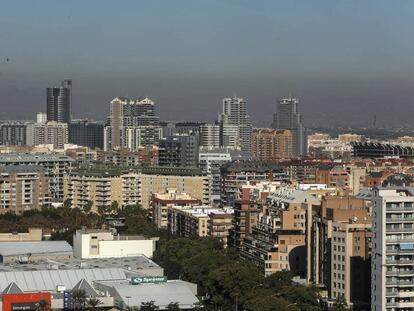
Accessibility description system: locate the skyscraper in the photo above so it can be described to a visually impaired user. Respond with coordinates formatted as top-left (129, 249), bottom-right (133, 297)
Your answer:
top-left (46, 80), bottom-right (72, 123)
top-left (106, 97), bottom-right (161, 150)
top-left (220, 97), bottom-right (252, 154)
top-left (272, 97), bottom-right (307, 156)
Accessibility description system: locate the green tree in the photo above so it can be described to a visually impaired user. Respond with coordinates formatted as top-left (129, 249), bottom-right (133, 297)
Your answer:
top-left (110, 201), bottom-right (119, 214)
top-left (140, 301), bottom-right (159, 311)
top-left (83, 200), bottom-right (93, 214)
top-left (86, 298), bottom-right (102, 310)
top-left (97, 205), bottom-right (110, 217)
top-left (166, 302), bottom-right (180, 311)
top-left (71, 289), bottom-right (87, 310)
top-left (333, 294), bottom-right (347, 311)
top-left (63, 198), bottom-right (72, 209)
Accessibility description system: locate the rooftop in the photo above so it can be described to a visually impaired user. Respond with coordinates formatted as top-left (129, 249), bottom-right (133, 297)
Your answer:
top-left (0, 241), bottom-right (72, 257)
top-left (0, 165), bottom-right (45, 174)
top-left (0, 267), bottom-right (126, 293)
top-left (0, 153), bottom-right (74, 163)
top-left (0, 256), bottom-right (162, 275)
top-left (71, 165), bottom-right (204, 177)
top-left (96, 280), bottom-right (198, 309)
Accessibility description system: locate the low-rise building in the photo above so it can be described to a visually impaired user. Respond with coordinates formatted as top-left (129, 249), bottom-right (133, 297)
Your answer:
top-left (0, 255), bottom-right (196, 310)
top-left (73, 228), bottom-right (157, 259)
top-left (0, 241), bottom-right (72, 264)
top-left (0, 228), bottom-right (42, 242)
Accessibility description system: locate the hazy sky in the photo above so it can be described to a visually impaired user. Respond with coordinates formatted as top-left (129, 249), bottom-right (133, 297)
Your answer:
top-left (1, 0), bottom-right (414, 128)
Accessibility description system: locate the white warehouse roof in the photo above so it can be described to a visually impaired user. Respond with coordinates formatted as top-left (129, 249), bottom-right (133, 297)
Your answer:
top-left (0, 241), bottom-right (72, 257)
top-left (0, 268), bottom-right (126, 292)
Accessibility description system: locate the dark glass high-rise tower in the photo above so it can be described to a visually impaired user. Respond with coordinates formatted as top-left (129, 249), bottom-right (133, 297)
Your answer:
top-left (46, 79), bottom-right (72, 123)
top-left (272, 97), bottom-right (307, 156)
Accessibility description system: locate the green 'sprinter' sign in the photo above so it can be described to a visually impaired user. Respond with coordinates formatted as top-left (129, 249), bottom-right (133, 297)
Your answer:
top-left (131, 276), bottom-right (167, 284)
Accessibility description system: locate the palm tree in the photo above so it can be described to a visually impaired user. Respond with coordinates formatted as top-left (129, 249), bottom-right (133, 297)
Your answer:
top-left (86, 298), bottom-right (102, 310)
top-left (71, 289), bottom-right (87, 310)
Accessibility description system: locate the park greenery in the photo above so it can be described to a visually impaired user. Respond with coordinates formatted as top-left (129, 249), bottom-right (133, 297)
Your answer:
top-left (0, 204), bottom-right (323, 311)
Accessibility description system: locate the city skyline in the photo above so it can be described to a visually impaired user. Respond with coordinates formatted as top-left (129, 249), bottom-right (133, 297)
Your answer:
top-left (1, 1), bottom-right (414, 128)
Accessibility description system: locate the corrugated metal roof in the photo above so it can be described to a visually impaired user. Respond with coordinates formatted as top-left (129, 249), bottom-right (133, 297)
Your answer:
top-left (0, 268), bottom-right (126, 292)
top-left (108, 281), bottom-right (199, 309)
top-left (0, 241), bottom-right (72, 256)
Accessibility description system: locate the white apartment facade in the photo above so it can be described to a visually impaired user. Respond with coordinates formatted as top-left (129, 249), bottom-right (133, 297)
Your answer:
top-left (372, 188), bottom-right (414, 311)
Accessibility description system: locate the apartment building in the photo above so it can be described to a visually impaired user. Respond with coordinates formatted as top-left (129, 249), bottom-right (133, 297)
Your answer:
top-left (220, 160), bottom-right (285, 206)
top-left (0, 166), bottom-right (51, 214)
top-left (208, 210), bottom-right (234, 246)
top-left (307, 194), bottom-right (371, 308)
top-left (96, 148), bottom-right (158, 167)
top-left (331, 221), bottom-right (372, 309)
top-left (198, 147), bottom-right (242, 204)
top-left (64, 168), bottom-right (140, 212)
top-left (29, 121), bottom-right (69, 149)
top-left (251, 128), bottom-right (293, 161)
top-left (315, 165), bottom-right (365, 195)
top-left (228, 200), bottom-right (261, 250)
top-left (152, 190), bottom-right (201, 229)
top-left (372, 188), bottom-right (414, 311)
top-left (168, 205), bottom-right (231, 239)
top-left (64, 166), bottom-right (208, 212)
top-left (139, 168), bottom-right (209, 210)
top-left (241, 215), bottom-right (306, 277)
top-left (0, 153), bottom-right (74, 202)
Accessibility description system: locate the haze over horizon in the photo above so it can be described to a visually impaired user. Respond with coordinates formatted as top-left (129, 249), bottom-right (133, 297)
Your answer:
top-left (1, 0), bottom-right (414, 128)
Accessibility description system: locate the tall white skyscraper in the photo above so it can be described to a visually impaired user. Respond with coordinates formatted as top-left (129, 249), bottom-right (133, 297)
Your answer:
top-left (220, 97), bottom-right (252, 154)
top-left (372, 187), bottom-right (414, 311)
top-left (272, 97), bottom-right (307, 156)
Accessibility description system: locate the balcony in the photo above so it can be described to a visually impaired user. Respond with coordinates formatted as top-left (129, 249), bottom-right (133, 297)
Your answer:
top-left (387, 227), bottom-right (414, 233)
top-left (386, 258), bottom-right (414, 265)
top-left (387, 205), bottom-right (414, 212)
top-left (387, 216), bottom-right (414, 223)
top-left (386, 238), bottom-right (414, 244)
top-left (386, 270), bottom-right (414, 276)
top-left (386, 279), bottom-right (414, 286)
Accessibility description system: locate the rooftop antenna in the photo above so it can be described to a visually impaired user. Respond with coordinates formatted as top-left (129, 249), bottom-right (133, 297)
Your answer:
top-left (373, 114), bottom-right (377, 128)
